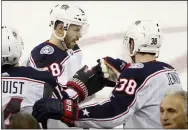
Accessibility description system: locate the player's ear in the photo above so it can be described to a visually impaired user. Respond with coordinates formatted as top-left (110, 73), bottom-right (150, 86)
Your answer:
top-left (57, 23), bottom-right (64, 36)
top-left (129, 38), bottom-right (134, 54)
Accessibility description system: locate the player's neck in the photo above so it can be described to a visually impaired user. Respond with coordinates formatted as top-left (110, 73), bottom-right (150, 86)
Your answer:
top-left (14, 63), bottom-right (19, 67)
top-left (49, 35), bottom-right (67, 51)
top-left (135, 53), bottom-right (156, 63)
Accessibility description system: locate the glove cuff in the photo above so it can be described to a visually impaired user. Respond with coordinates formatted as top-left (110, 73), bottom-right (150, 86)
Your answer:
top-left (67, 78), bottom-right (88, 102)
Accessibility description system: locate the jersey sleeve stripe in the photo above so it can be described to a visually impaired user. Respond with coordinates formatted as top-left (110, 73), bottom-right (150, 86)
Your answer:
top-left (79, 99), bottom-right (111, 110)
top-left (79, 103), bottom-right (99, 109)
top-left (52, 92), bottom-right (58, 99)
top-left (71, 93), bottom-right (79, 100)
top-left (29, 56), bottom-right (36, 67)
top-left (74, 49), bottom-right (81, 53)
top-left (60, 55), bottom-right (70, 65)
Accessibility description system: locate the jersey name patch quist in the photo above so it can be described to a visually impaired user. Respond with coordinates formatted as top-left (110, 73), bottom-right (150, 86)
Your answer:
top-left (40, 45), bottom-right (54, 55)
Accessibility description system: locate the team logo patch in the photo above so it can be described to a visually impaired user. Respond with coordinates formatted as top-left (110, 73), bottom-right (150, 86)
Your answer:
top-left (40, 45), bottom-right (54, 55)
top-left (129, 63), bottom-right (144, 68)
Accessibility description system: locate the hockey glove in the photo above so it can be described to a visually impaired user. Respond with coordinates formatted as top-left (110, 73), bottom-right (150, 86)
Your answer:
top-left (97, 57), bottom-right (129, 81)
top-left (66, 65), bottom-right (107, 102)
top-left (32, 98), bottom-right (78, 127)
top-left (91, 61), bottom-right (116, 87)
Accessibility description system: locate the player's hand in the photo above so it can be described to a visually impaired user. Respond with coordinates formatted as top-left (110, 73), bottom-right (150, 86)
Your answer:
top-left (92, 57), bottom-right (128, 82)
top-left (91, 62), bottom-right (116, 87)
top-left (66, 65), bottom-right (107, 102)
top-left (32, 98), bottom-right (78, 127)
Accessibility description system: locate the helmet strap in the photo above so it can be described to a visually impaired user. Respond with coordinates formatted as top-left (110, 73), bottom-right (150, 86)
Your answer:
top-left (155, 52), bottom-right (159, 58)
top-left (52, 29), bottom-right (66, 41)
top-left (130, 55), bottom-right (135, 63)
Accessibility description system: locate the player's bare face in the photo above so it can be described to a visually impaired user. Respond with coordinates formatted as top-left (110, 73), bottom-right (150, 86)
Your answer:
top-left (64, 24), bottom-right (82, 49)
top-left (160, 95), bottom-right (186, 129)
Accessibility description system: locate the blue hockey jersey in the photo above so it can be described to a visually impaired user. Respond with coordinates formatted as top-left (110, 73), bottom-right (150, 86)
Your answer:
top-left (28, 41), bottom-right (82, 88)
top-left (75, 61), bottom-right (183, 128)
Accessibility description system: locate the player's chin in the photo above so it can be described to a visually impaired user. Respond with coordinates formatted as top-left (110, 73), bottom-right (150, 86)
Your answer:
top-left (162, 123), bottom-right (173, 129)
top-left (68, 42), bottom-right (76, 49)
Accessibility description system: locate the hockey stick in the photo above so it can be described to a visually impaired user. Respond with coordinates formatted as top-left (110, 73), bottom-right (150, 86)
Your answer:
top-left (40, 83), bottom-right (54, 129)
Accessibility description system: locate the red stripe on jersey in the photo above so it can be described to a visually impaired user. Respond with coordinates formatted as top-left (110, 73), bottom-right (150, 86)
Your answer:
top-left (60, 56), bottom-right (70, 65)
top-left (30, 56), bottom-right (36, 67)
top-left (74, 49), bottom-right (81, 53)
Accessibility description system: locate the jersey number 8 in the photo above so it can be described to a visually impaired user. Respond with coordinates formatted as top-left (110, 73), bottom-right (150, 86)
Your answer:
top-left (44, 63), bottom-right (61, 76)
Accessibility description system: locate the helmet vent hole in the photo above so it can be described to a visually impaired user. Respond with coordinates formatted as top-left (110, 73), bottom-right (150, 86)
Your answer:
top-left (8, 36), bottom-right (9, 39)
top-left (13, 57), bottom-right (17, 61)
top-left (50, 10), bottom-right (53, 15)
top-left (55, 4), bottom-right (59, 7)
top-left (9, 47), bottom-right (11, 51)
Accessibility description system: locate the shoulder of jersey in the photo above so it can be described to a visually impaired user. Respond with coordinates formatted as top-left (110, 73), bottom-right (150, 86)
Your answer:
top-left (18, 67), bottom-right (56, 83)
top-left (20, 67), bottom-right (53, 78)
top-left (32, 42), bottom-right (55, 55)
top-left (128, 61), bottom-right (174, 70)
top-left (2, 67), bottom-right (57, 88)
top-left (121, 61), bottom-right (175, 80)
top-left (31, 42), bottom-right (69, 66)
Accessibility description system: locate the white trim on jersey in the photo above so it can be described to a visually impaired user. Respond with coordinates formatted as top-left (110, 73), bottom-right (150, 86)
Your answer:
top-left (60, 55), bottom-right (70, 65)
top-left (29, 56), bottom-right (36, 67)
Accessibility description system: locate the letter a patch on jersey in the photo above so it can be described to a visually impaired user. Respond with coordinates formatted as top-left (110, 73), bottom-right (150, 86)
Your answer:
top-left (40, 45), bottom-right (54, 55)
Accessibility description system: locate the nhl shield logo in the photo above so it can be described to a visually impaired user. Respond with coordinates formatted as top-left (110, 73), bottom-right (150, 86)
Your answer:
top-left (40, 45), bottom-right (54, 55)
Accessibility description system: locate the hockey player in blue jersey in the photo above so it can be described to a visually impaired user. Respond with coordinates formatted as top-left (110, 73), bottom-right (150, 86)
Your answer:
top-left (1, 26), bottom-right (79, 128)
top-left (28, 3), bottom-right (89, 88)
top-left (32, 20), bottom-right (183, 128)
top-left (26, 3), bottom-right (95, 128)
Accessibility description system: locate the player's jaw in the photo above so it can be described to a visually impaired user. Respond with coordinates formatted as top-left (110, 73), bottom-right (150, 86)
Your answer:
top-left (66, 39), bottom-right (79, 49)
